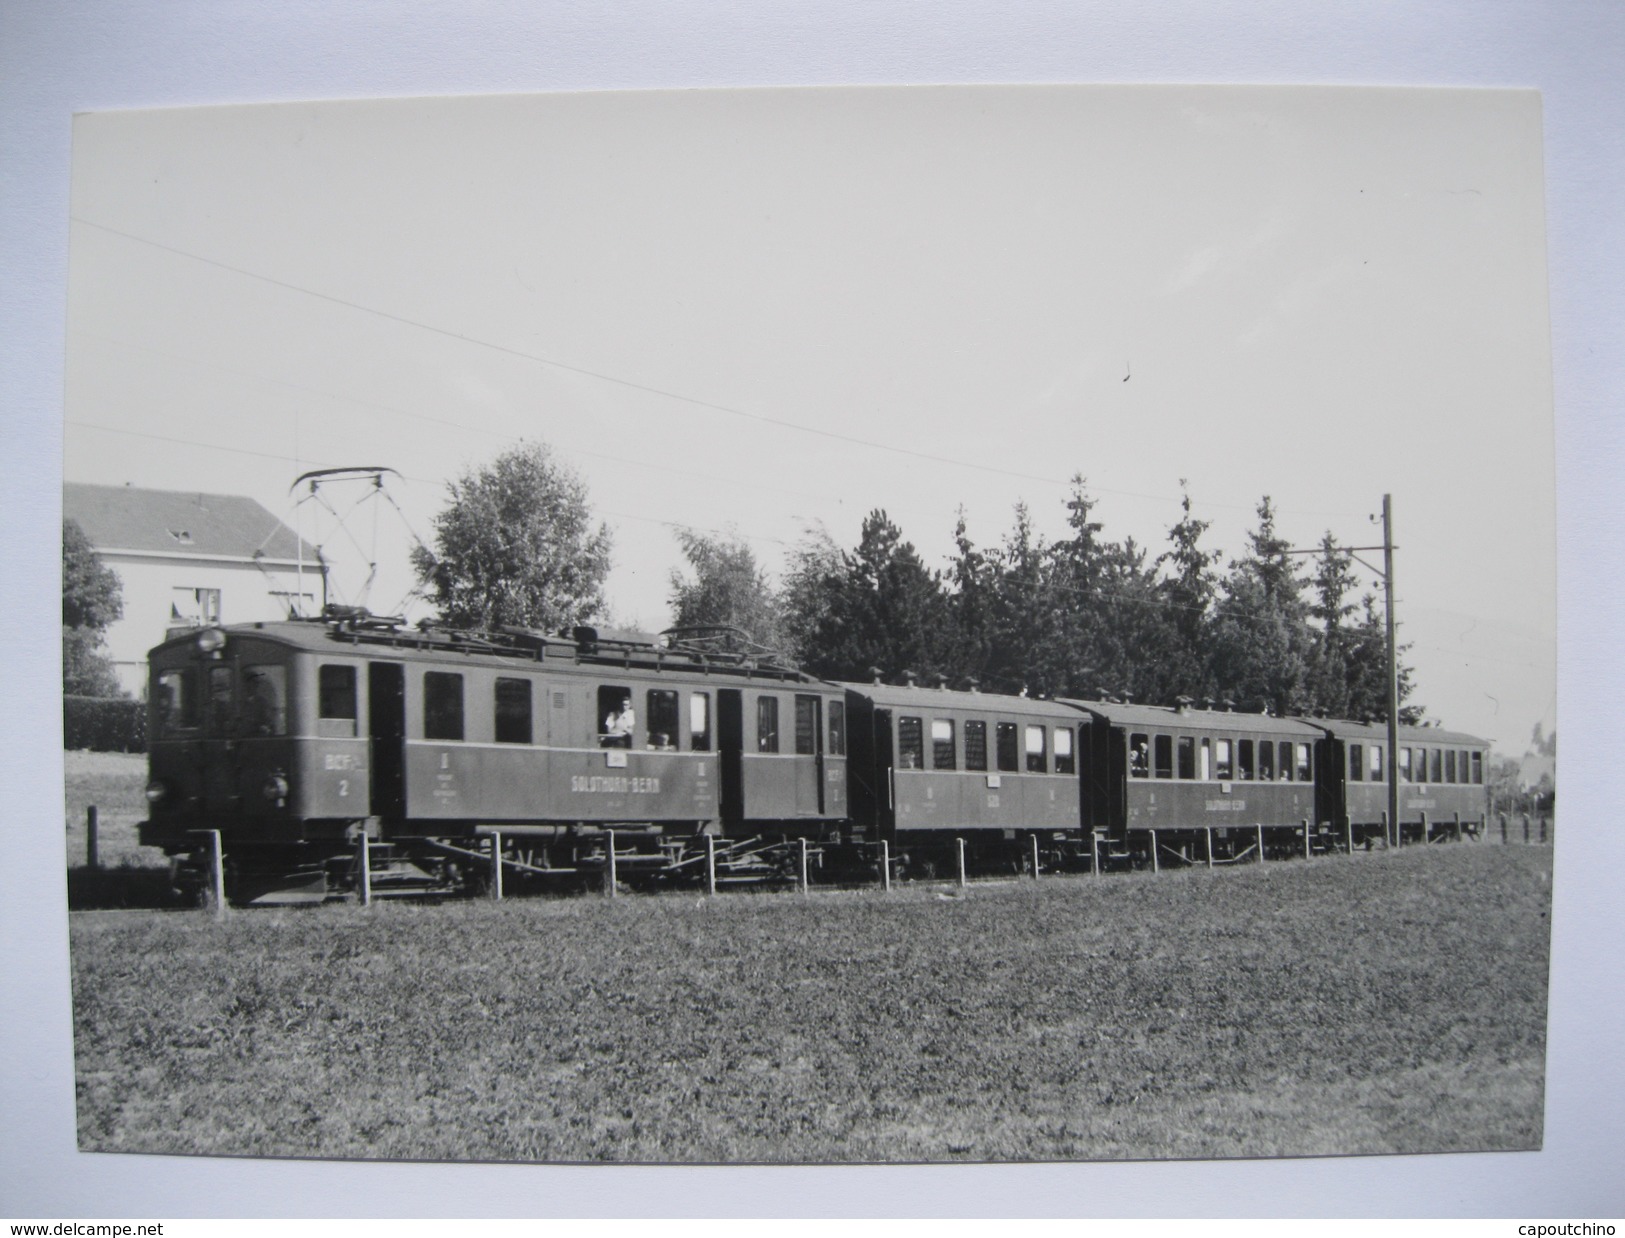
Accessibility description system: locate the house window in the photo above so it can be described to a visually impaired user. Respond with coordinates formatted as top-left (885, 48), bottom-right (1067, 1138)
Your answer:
top-left (170, 586), bottom-right (222, 625)
top-left (757, 696), bottom-right (780, 753)
top-left (1054, 727), bottom-right (1075, 775)
top-left (995, 723), bottom-right (1019, 772)
top-left (424, 672), bottom-right (464, 741)
top-left (964, 720), bottom-right (988, 771)
top-left (646, 689), bottom-right (679, 750)
top-left (1025, 725), bottom-right (1047, 774)
top-left (690, 692), bottom-right (711, 752)
top-left (495, 678), bottom-right (533, 744)
top-left (897, 716), bottom-right (923, 769)
top-left (931, 719), bottom-right (955, 770)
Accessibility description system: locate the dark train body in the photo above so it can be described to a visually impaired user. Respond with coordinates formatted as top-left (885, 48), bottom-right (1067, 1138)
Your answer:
top-left (138, 614), bottom-right (1490, 901)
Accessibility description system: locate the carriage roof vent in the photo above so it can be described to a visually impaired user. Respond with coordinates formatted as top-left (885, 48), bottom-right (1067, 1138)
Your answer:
top-left (932, 672), bottom-right (949, 690)
top-left (966, 679), bottom-right (980, 693)
top-left (1221, 698), bottom-right (1235, 712)
top-left (902, 669), bottom-right (918, 688)
top-left (1175, 695), bottom-right (1194, 714)
top-left (869, 666), bottom-right (885, 685)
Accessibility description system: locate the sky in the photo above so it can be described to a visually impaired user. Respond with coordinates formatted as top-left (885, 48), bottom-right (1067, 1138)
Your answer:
top-left (63, 85), bottom-right (1556, 753)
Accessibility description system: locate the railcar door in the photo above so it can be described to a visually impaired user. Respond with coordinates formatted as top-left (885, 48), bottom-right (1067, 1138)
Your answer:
top-left (368, 662), bottom-right (406, 819)
top-left (793, 693), bottom-right (824, 815)
top-left (717, 688), bottom-right (744, 828)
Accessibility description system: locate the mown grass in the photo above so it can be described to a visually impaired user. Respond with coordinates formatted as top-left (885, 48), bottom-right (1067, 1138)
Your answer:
top-left (63, 751), bottom-right (179, 910)
top-left (70, 844), bottom-right (1550, 1162)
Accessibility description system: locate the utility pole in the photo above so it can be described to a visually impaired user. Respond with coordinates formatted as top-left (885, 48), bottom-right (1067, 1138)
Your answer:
top-left (1382, 495), bottom-right (1400, 849)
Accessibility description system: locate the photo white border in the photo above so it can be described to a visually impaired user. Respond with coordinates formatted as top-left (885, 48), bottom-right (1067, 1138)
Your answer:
top-left (4, 0), bottom-right (1621, 1217)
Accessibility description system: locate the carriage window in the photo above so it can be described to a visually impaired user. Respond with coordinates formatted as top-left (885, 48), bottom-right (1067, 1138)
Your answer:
top-left (1279, 741), bottom-right (1293, 781)
top-left (318, 664), bottom-right (357, 738)
top-left (1055, 727), bottom-right (1075, 775)
top-left (995, 723), bottom-right (1019, 772)
top-left (424, 672), bottom-right (464, 741)
top-left (757, 696), bottom-right (780, 754)
top-left (155, 667), bottom-right (200, 733)
top-left (1370, 745), bottom-right (1384, 781)
top-left (1177, 736), bottom-right (1195, 780)
top-left (1295, 743), bottom-right (1312, 781)
top-left (827, 699), bottom-right (845, 757)
top-left (1025, 725), bottom-right (1047, 773)
top-left (1129, 733), bottom-right (1150, 778)
top-left (897, 716), bottom-right (923, 769)
top-left (242, 664), bottom-right (287, 737)
top-left (1154, 734), bottom-right (1173, 779)
top-left (794, 696), bottom-right (820, 756)
top-left (931, 719), bottom-right (956, 770)
top-left (1214, 739), bottom-right (1233, 780)
top-left (599, 686), bottom-right (634, 748)
top-left (1399, 747), bottom-right (1413, 782)
top-left (1430, 748), bottom-right (1443, 783)
top-left (1349, 743), bottom-right (1364, 782)
top-left (1445, 749), bottom-right (1457, 783)
top-left (690, 692), bottom-right (712, 752)
top-left (495, 678), bottom-right (533, 744)
top-left (1200, 738), bottom-right (1212, 780)
top-left (646, 689), bottom-right (679, 750)
top-left (1472, 752), bottom-right (1483, 784)
top-left (1237, 739), bottom-right (1255, 781)
top-left (965, 720), bottom-right (988, 771)
top-left (1259, 740), bottom-right (1275, 781)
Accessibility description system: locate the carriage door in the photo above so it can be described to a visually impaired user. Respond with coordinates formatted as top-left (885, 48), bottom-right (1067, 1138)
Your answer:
top-left (368, 662), bottom-right (406, 819)
top-left (794, 694), bottom-right (824, 815)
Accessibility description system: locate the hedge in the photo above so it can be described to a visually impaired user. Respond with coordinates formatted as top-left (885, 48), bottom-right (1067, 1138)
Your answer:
top-left (64, 695), bottom-right (147, 753)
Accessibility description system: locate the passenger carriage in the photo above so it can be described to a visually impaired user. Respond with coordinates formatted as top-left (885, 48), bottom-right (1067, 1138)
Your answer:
top-left (1305, 717), bottom-right (1489, 846)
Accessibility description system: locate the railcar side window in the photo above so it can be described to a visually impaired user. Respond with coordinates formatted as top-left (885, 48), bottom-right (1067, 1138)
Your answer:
top-left (931, 719), bottom-right (955, 770)
top-left (646, 689), bottom-right (679, 750)
top-left (1278, 741), bottom-right (1293, 781)
top-left (1430, 748), bottom-right (1443, 783)
top-left (1259, 741), bottom-right (1275, 781)
top-left (757, 696), bottom-right (780, 754)
top-left (242, 664), bottom-right (287, 737)
top-left (1054, 727), bottom-right (1075, 775)
top-left (1445, 750), bottom-right (1457, 784)
top-left (1295, 743), bottom-right (1312, 781)
top-left (599, 686), bottom-right (634, 748)
top-left (690, 692), bottom-right (712, 752)
top-left (995, 723), bottom-right (1019, 772)
top-left (965, 720), bottom-right (988, 771)
top-left (1237, 739), bottom-right (1255, 781)
top-left (1200, 738), bottom-right (1212, 780)
top-left (424, 672), bottom-right (464, 741)
top-left (495, 678), bottom-right (533, 744)
top-left (1214, 739), bottom-right (1233, 781)
top-left (1154, 734), bottom-right (1173, 779)
top-left (1025, 725), bottom-right (1047, 774)
top-left (1129, 732), bottom-right (1149, 778)
top-left (897, 716), bottom-right (923, 769)
top-left (1370, 746), bottom-right (1384, 781)
top-left (155, 668), bottom-right (200, 733)
top-left (1349, 743), bottom-right (1364, 782)
top-left (1472, 752), bottom-right (1483, 784)
top-left (318, 664), bottom-right (357, 737)
top-left (1399, 747), bottom-right (1413, 782)
top-left (1177, 736), bottom-right (1195, 780)
top-left (827, 700), bottom-right (845, 757)
top-left (794, 696), bottom-right (819, 756)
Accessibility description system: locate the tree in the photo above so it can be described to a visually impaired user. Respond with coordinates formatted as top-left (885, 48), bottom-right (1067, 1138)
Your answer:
top-left (1206, 497), bottom-right (1314, 714)
top-left (667, 527), bottom-right (784, 652)
top-left (411, 442), bottom-right (613, 631)
top-left (1154, 482), bottom-right (1219, 701)
top-left (63, 519), bottom-right (124, 697)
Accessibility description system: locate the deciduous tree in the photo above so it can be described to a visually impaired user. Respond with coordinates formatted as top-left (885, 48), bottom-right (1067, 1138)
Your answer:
top-left (63, 518), bottom-right (124, 697)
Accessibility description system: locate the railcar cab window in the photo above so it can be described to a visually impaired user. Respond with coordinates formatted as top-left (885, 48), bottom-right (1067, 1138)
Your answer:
top-left (1153, 734), bottom-right (1173, 779)
top-left (495, 678), bottom-right (533, 744)
top-left (965, 720), bottom-right (988, 771)
top-left (207, 665), bottom-right (234, 733)
top-left (1349, 743), bottom-right (1364, 781)
top-left (931, 719), bottom-right (955, 770)
top-left (242, 664), bottom-right (287, 737)
top-left (1295, 743), bottom-right (1312, 781)
top-left (318, 664), bottom-right (357, 737)
top-left (1258, 740), bottom-right (1275, 781)
top-left (1025, 725), bottom-right (1047, 774)
top-left (599, 687), bottom-right (634, 748)
top-left (897, 716), bottom-right (923, 769)
top-left (1177, 736), bottom-right (1196, 780)
top-left (995, 723), bottom-right (1019, 773)
top-left (155, 667), bottom-right (200, 734)
top-left (1237, 739), bottom-right (1255, 781)
top-left (646, 689), bottom-right (679, 750)
top-left (827, 700), bottom-right (845, 757)
top-left (757, 696), bottom-right (780, 754)
top-left (690, 692), bottom-right (712, 752)
top-left (1055, 727), bottom-right (1075, 775)
top-left (1214, 739), bottom-right (1234, 781)
top-left (424, 672), bottom-right (464, 741)
top-left (1129, 733), bottom-right (1149, 778)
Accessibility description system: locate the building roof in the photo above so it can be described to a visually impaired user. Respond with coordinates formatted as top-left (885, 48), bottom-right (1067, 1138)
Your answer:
top-left (63, 482), bottom-right (317, 564)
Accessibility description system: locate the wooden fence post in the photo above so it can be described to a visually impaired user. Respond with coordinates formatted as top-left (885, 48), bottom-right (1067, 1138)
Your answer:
top-left (357, 833), bottom-right (371, 907)
top-left (1420, 811), bottom-right (1429, 845)
top-left (1256, 824), bottom-right (1265, 865)
top-left (1092, 831), bottom-right (1101, 876)
top-left (1030, 833), bottom-right (1041, 881)
top-left (956, 837), bottom-right (967, 888)
top-left (86, 806), bottom-right (99, 870)
top-left (1345, 816), bottom-right (1354, 856)
top-left (1302, 818), bottom-right (1311, 860)
top-left (1205, 828), bottom-right (1213, 869)
top-left (1149, 829), bottom-right (1158, 874)
top-left (490, 830), bottom-right (503, 901)
top-left (207, 828), bottom-right (226, 919)
top-left (799, 837), bottom-right (810, 896)
top-left (606, 828), bottom-right (617, 897)
top-left (706, 834), bottom-right (717, 897)
top-left (880, 839), bottom-right (891, 892)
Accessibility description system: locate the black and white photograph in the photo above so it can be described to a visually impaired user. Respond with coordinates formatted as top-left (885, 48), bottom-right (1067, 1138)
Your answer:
top-left (6, 0), bottom-right (1623, 1222)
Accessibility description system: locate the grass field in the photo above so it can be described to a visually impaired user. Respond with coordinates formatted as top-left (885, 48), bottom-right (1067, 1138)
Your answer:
top-left (63, 750), bottom-right (178, 909)
top-left (69, 843), bottom-right (1551, 1163)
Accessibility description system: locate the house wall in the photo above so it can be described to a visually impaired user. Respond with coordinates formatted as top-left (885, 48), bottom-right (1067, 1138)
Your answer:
top-left (99, 551), bottom-right (323, 695)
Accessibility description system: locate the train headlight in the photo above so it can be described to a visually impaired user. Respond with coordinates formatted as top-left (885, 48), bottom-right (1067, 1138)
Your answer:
top-left (194, 627), bottom-right (227, 656)
top-left (144, 779), bottom-right (168, 804)
top-left (262, 772), bottom-right (290, 803)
